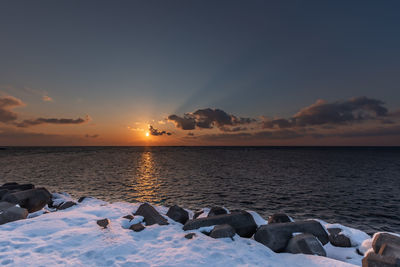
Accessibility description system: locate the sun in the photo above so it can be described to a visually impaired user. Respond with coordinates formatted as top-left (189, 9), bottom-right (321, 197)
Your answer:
top-left (145, 132), bottom-right (150, 137)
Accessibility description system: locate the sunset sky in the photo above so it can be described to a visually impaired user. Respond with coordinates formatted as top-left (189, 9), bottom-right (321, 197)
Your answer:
top-left (1, 1), bottom-right (400, 146)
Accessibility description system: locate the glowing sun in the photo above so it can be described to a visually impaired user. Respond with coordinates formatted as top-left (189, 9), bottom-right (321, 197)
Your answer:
top-left (145, 132), bottom-right (150, 137)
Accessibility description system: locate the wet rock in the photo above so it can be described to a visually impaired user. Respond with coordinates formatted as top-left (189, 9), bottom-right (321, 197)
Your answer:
top-left (193, 210), bottom-right (204, 219)
top-left (362, 252), bottom-right (400, 267)
top-left (0, 183), bottom-right (34, 192)
top-left (373, 233), bottom-right (400, 254)
top-left (166, 205), bottom-right (189, 224)
top-left (184, 233), bottom-right (196, 239)
top-left (209, 224), bottom-right (235, 239)
top-left (208, 206), bottom-right (228, 217)
top-left (268, 213), bottom-right (291, 224)
top-left (0, 205), bottom-right (28, 225)
top-left (183, 211), bottom-right (257, 238)
top-left (129, 223), bottom-right (145, 232)
top-left (2, 188), bottom-right (52, 213)
top-left (379, 243), bottom-right (400, 259)
top-left (97, 218), bottom-right (110, 228)
top-left (135, 203), bottom-right (169, 226)
top-left (328, 228), bottom-right (352, 247)
top-left (123, 214), bottom-right (134, 220)
top-left (254, 220), bottom-right (329, 252)
top-left (58, 201), bottom-right (77, 210)
top-left (286, 233), bottom-right (326, 256)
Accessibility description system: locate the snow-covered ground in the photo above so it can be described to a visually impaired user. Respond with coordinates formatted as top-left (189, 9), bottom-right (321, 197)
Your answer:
top-left (0, 195), bottom-right (374, 266)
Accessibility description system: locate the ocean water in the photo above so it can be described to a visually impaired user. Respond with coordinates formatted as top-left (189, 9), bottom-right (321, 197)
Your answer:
top-left (0, 146), bottom-right (399, 234)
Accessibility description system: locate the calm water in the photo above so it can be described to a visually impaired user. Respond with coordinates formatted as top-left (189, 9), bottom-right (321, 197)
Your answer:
top-left (0, 146), bottom-right (399, 234)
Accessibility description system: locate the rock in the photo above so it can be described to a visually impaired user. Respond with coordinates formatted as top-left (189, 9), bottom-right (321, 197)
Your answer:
top-left (123, 214), bottom-right (134, 220)
top-left (135, 203), bottom-right (169, 226)
top-left (2, 182), bottom-right (18, 186)
top-left (328, 228), bottom-right (352, 247)
top-left (208, 206), bottom-right (228, 217)
top-left (183, 211), bottom-right (257, 238)
top-left (268, 213), bottom-right (291, 224)
top-left (166, 205), bottom-right (189, 224)
top-left (97, 218), bottom-right (110, 228)
top-left (373, 233), bottom-right (400, 254)
top-left (184, 233), bottom-right (196, 239)
top-left (0, 183), bottom-right (34, 192)
top-left (379, 243), bottom-right (400, 259)
top-left (78, 196), bottom-right (87, 203)
top-left (0, 206), bottom-right (28, 225)
top-left (2, 188), bottom-right (52, 213)
top-left (286, 233), bottom-right (326, 256)
top-left (129, 223), bottom-right (145, 232)
top-left (254, 220), bottom-right (329, 252)
top-left (0, 189), bottom-right (10, 199)
top-left (58, 201), bottom-right (77, 210)
top-left (0, 201), bottom-right (15, 211)
top-left (362, 252), bottom-right (400, 267)
top-left (209, 224), bottom-right (236, 239)
top-left (193, 210), bottom-right (204, 219)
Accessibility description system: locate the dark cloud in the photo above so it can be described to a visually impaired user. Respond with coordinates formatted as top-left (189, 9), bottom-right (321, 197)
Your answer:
top-left (149, 125), bottom-right (172, 136)
top-left (197, 129), bottom-right (303, 142)
top-left (15, 116), bottom-right (90, 128)
top-left (263, 97), bottom-right (389, 129)
top-left (85, 134), bottom-right (99, 138)
top-left (0, 96), bottom-right (24, 123)
top-left (168, 108), bottom-right (256, 130)
top-left (219, 126), bottom-right (248, 132)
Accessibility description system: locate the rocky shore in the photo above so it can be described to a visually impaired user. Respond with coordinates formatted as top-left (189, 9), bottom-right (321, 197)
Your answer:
top-left (0, 182), bottom-right (399, 266)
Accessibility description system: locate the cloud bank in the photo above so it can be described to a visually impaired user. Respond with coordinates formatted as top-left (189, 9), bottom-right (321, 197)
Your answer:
top-left (149, 125), bottom-right (172, 136)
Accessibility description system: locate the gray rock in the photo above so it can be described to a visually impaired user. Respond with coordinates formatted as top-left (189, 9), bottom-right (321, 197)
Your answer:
top-left (362, 252), bottom-right (400, 267)
top-left (0, 206), bottom-right (28, 225)
top-left (166, 205), bottom-right (189, 224)
top-left (2, 182), bottom-right (19, 186)
top-left (0, 189), bottom-right (10, 199)
top-left (193, 210), bottom-right (203, 219)
top-left (2, 188), bottom-right (52, 213)
top-left (130, 223), bottom-right (145, 232)
top-left (135, 203), bottom-right (169, 226)
top-left (208, 207), bottom-right (228, 217)
top-left (183, 211), bottom-right (257, 238)
top-left (0, 183), bottom-right (34, 192)
top-left (328, 228), bottom-right (352, 247)
top-left (0, 201), bottom-right (15, 211)
top-left (185, 233), bottom-right (196, 239)
top-left (254, 220), bottom-right (329, 252)
top-left (97, 218), bottom-right (110, 228)
top-left (379, 243), bottom-right (400, 259)
top-left (78, 196), bottom-right (87, 203)
top-left (286, 233), bottom-right (326, 256)
top-left (58, 201), bottom-right (76, 210)
top-left (123, 214), bottom-right (134, 220)
top-left (268, 213), bottom-right (291, 224)
top-left (373, 233), bottom-right (400, 254)
top-left (3, 188), bottom-right (51, 213)
top-left (210, 224), bottom-right (235, 239)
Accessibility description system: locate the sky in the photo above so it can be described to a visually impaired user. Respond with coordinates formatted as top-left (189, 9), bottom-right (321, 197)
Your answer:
top-left (1, 0), bottom-right (400, 146)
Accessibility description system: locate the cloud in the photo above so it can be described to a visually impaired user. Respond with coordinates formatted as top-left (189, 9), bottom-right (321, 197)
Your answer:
top-left (15, 115), bottom-right (90, 128)
top-left (85, 134), bottom-right (99, 138)
top-left (42, 95), bottom-right (53, 102)
top-left (0, 96), bottom-right (25, 123)
top-left (149, 125), bottom-right (172, 136)
top-left (197, 129), bottom-right (303, 142)
top-left (168, 108), bottom-right (256, 131)
top-left (262, 97), bottom-right (389, 129)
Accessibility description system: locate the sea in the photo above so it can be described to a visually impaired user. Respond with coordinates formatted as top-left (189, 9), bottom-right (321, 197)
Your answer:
top-left (0, 146), bottom-right (399, 235)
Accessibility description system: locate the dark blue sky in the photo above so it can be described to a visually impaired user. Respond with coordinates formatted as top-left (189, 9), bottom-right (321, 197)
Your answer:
top-left (1, 1), bottom-right (400, 145)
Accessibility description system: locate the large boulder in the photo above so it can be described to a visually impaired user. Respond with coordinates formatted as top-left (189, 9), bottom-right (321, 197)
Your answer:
top-left (379, 243), bottom-right (400, 259)
top-left (2, 188), bottom-right (52, 213)
top-left (268, 213), bottom-right (291, 224)
top-left (208, 207), bottom-right (228, 217)
top-left (0, 201), bottom-right (15, 211)
top-left (254, 220), bottom-right (329, 252)
top-left (0, 183), bottom-right (34, 192)
top-left (0, 205), bottom-right (28, 225)
top-left (362, 252), bottom-right (400, 267)
top-left (209, 224), bottom-right (235, 239)
top-left (2, 182), bottom-right (19, 186)
top-left (135, 203), bottom-right (169, 226)
top-left (286, 233), bottom-right (326, 256)
top-left (328, 228), bottom-right (352, 247)
top-left (166, 205), bottom-right (189, 224)
top-left (373, 233), bottom-right (400, 253)
top-left (183, 211), bottom-right (257, 238)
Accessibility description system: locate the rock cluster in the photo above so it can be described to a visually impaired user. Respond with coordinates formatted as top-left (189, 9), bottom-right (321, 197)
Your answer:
top-left (362, 233), bottom-right (400, 267)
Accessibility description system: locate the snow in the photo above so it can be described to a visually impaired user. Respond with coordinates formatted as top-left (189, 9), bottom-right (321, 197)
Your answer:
top-left (0, 196), bottom-right (378, 267)
top-left (324, 223), bottom-right (370, 247)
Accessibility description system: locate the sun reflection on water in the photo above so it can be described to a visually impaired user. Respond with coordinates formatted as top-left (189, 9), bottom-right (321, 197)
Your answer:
top-left (131, 150), bottom-right (163, 203)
